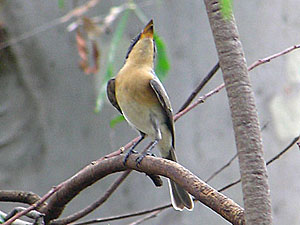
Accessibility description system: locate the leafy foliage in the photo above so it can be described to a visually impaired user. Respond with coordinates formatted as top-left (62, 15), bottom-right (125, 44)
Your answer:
top-left (110, 115), bottom-right (125, 128)
top-left (154, 33), bottom-right (170, 81)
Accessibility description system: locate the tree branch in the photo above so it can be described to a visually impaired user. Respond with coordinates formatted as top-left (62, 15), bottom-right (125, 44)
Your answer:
top-left (71, 203), bottom-right (172, 225)
top-left (128, 210), bottom-right (161, 225)
top-left (2, 185), bottom-right (65, 225)
top-left (204, 1), bottom-right (272, 224)
top-left (78, 131), bottom-right (300, 225)
top-left (248, 45), bottom-right (300, 71)
top-left (218, 134), bottom-right (300, 192)
top-left (0, 191), bottom-right (43, 207)
top-left (49, 170), bottom-right (131, 225)
top-left (3, 40), bottom-right (300, 223)
top-left (40, 154), bottom-right (244, 225)
top-left (177, 62), bottom-right (220, 113)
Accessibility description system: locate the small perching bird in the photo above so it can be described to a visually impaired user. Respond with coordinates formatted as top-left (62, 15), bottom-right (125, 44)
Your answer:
top-left (107, 20), bottom-right (194, 211)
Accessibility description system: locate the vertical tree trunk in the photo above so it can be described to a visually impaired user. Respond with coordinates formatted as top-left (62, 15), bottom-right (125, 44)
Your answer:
top-left (203, 1), bottom-right (272, 224)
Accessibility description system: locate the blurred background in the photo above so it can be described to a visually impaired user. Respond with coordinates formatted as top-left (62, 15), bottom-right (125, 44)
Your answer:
top-left (1, 0), bottom-right (300, 224)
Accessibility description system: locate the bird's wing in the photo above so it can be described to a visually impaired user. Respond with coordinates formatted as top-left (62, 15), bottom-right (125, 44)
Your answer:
top-left (149, 77), bottom-right (175, 147)
top-left (107, 78), bottom-right (122, 114)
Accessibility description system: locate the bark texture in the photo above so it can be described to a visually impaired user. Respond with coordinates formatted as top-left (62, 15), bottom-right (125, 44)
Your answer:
top-left (204, 1), bottom-right (272, 224)
top-left (39, 154), bottom-right (245, 225)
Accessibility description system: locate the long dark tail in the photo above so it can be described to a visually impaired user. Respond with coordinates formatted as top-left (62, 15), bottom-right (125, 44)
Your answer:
top-left (165, 148), bottom-right (194, 211)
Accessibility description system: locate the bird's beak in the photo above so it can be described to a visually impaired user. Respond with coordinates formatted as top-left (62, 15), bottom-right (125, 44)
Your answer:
top-left (140, 19), bottom-right (154, 39)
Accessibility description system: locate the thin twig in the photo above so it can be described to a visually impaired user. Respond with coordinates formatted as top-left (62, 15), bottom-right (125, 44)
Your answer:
top-left (205, 122), bottom-right (268, 183)
top-left (174, 83), bottom-right (225, 121)
top-left (177, 62), bottom-right (220, 113)
top-left (175, 44), bottom-right (300, 122)
top-left (72, 204), bottom-right (171, 225)
top-left (2, 184), bottom-right (65, 225)
top-left (128, 210), bottom-right (161, 225)
top-left (248, 45), bottom-right (300, 71)
top-left (218, 179), bottom-right (240, 192)
top-left (266, 134), bottom-right (300, 165)
top-left (218, 134), bottom-right (300, 192)
top-left (0, 0), bottom-right (102, 50)
top-left (206, 154), bottom-right (237, 183)
top-left (50, 171), bottom-right (131, 225)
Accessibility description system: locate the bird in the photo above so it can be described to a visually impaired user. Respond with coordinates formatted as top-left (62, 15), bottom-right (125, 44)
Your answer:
top-left (106, 19), bottom-right (194, 211)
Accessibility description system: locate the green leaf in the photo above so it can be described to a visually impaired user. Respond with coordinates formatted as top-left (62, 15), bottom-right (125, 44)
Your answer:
top-left (110, 115), bottom-right (125, 128)
top-left (220, 0), bottom-right (233, 20)
top-left (58, 0), bottom-right (64, 9)
top-left (95, 9), bottom-right (130, 112)
top-left (154, 33), bottom-right (170, 81)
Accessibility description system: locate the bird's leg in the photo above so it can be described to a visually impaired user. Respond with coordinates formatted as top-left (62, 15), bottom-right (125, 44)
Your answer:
top-left (123, 133), bottom-right (146, 165)
top-left (136, 138), bottom-right (159, 166)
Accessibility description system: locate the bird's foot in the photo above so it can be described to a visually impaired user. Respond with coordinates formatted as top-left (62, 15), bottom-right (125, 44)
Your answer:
top-left (136, 151), bottom-right (155, 166)
top-left (123, 149), bottom-right (138, 165)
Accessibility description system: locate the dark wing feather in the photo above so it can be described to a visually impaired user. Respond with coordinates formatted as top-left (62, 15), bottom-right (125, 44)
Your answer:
top-left (149, 78), bottom-right (175, 148)
top-left (107, 78), bottom-right (122, 114)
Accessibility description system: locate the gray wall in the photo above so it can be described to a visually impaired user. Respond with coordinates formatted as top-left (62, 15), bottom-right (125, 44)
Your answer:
top-left (1, 0), bottom-right (300, 224)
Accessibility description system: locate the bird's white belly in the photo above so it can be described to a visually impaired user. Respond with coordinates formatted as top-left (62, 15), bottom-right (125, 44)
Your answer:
top-left (121, 100), bottom-right (161, 138)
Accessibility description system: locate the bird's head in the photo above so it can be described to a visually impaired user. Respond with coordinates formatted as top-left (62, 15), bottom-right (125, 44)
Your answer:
top-left (125, 20), bottom-right (155, 67)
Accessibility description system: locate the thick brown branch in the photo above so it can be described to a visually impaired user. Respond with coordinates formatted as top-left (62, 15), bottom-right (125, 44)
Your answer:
top-left (0, 191), bottom-right (43, 207)
top-left (40, 154), bottom-right (244, 225)
top-left (49, 171), bottom-right (131, 225)
top-left (2, 185), bottom-right (65, 225)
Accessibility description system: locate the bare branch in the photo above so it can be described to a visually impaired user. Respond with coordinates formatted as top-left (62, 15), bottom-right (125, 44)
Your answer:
top-left (266, 134), bottom-right (300, 166)
top-left (4, 207), bottom-right (44, 225)
top-left (0, 0), bottom-right (103, 51)
top-left (175, 43), bottom-right (300, 122)
top-left (174, 83), bottom-right (225, 121)
top-left (248, 45), bottom-right (300, 71)
top-left (2, 184), bottom-right (65, 225)
top-left (218, 134), bottom-right (300, 192)
top-left (49, 170), bottom-right (131, 225)
top-left (218, 179), bottom-right (241, 192)
top-left (205, 122), bottom-right (268, 183)
top-left (206, 154), bottom-right (237, 183)
top-left (177, 62), bottom-right (220, 113)
top-left (38, 154), bottom-right (244, 224)
top-left (0, 191), bottom-right (43, 206)
top-left (71, 203), bottom-right (171, 225)
top-left (128, 210), bottom-right (161, 225)
top-left (72, 203), bottom-right (171, 225)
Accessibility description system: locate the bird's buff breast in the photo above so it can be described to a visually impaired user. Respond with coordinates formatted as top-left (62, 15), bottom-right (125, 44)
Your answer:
top-left (116, 83), bottom-right (161, 136)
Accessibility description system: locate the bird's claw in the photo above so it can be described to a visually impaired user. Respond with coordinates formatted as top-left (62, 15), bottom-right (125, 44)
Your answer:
top-left (135, 151), bottom-right (155, 166)
top-left (123, 149), bottom-right (138, 165)
top-left (135, 154), bottom-right (146, 166)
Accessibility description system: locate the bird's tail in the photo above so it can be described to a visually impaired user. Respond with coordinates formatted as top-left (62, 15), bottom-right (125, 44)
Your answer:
top-left (164, 148), bottom-right (194, 211)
